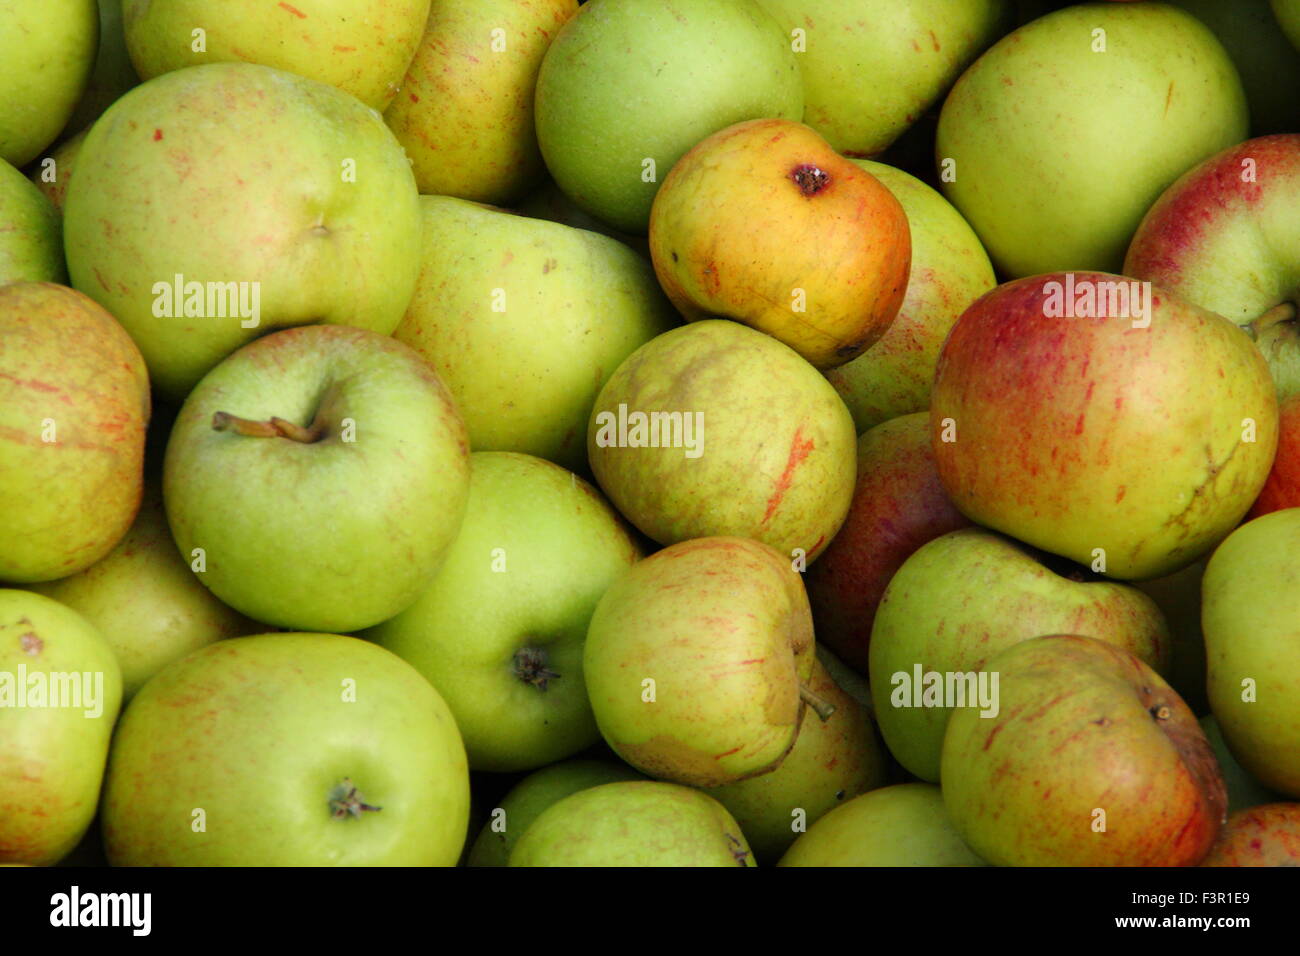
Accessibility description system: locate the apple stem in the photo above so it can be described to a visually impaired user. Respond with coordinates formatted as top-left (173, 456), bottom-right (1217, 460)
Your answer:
top-left (1250, 301), bottom-right (1297, 337)
top-left (211, 410), bottom-right (326, 443)
top-left (327, 779), bottom-right (381, 820)
top-left (799, 683), bottom-right (836, 721)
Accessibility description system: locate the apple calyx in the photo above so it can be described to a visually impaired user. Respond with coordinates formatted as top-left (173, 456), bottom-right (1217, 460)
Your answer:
top-left (328, 779), bottom-right (381, 820)
top-left (799, 682), bottom-right (836, 721)
top-left (513, 646), bottom-right (560, 692)
top-left (211, 410), bottom-right (327, 443)
top-left (790, 164), bottom-right (831, 197)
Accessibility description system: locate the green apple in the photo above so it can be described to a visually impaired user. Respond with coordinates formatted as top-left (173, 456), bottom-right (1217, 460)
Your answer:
top-left (826, 161), bottom-right (996, 433)
top-left (936, 2), bottom-right (1247, 277)
top-left (1200, 715), bottom-right (1281, 814)
top-left (942, 635), bottom-right (1226, 867)
top-left (588, 320), bottom-right (857, 561)
top-left (707, 656), bottom-right (888, 862)
top-left (778, 783), bottom-right (986, 867)
top-left (514, 178), bottom-right (649, 256)
top-left (0, 160), bottom-right (64, 284)
top-left (1274, 0), bottom-right (1300, 52)
top-left (365, 452), bottom-right (642, 772)
top-left (584, 536), bottom-right (820, 788)
top-left (1202, 509), bottom-right (1300, 797)
top-left (27, 131), bottom-right (84, 215)
top-left (64, 0), bottom-right (139, 138)
top-left (163, 325), bottom-right (470, 634)
top-left (534, 0), bottom-right (803, 234)
top-left (0, 590), bottom-right (122, 865)
top-left (29, 483), bottom-right (256, 699)
top-left (393, 197), bottom-right (676, 473)
top-left (64, 62), bottom-right (422, 401)
top-left (0, 0), bottom-right (98, 167)
top-left (868, 527), bottom-right (1170, 781)
top-left (0, 282), bottom-right (149, 584)
top-left (466, 758), bottom-right (644, 868)
top-left (123, 0), bottom-right (430, 111)
top-left (385, 0), bottom-right (576, 203)
top-left (508, 781), bottom-right (754, 867)
top-left (754, 0), bottom-right (1010, 157)
top-left (102, 632), bottom-right (469, 866)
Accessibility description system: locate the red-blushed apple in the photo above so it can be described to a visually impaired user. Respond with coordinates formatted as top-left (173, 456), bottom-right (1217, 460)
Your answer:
top-left (804, 412), bottom-right (970, 674)
top-left (649, 118), bottom-right (911, 370)
top-left (1200, 803), bottom-right (1300, 866)
top-left (1124, 135), bottom-right (1300, 396)
top-left (931, 272), bottom-right (1278, 580)
top-left (941, 634), bottom-right (1227, 867)
top-left (1247, 393), bottom-right (1300, 517)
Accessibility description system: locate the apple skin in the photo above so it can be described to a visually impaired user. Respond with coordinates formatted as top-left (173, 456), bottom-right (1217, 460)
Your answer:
top-left (936, 2), bottom-right (1247, 277)
top-left (0, 160), bottom-right (64, 284)
top-left (778, 783), bottom-right (986, 867)
top-left (0, 0), bottom-right (98, 167)
top-left (163, 325), bottom-right (470, 634)
top-left (753, 0), bottom-right (1011, 158)
top-left (826, 160), bottom-right (996, 433)
top-left (508, 781), bottom-right (755, 867)
top-left (1124, 135), bottom-right (1300, 398)
top-left (63, 0), bottom-right (139, 138)
top-left (534, 0), bottom-right (804, 234)
top-left (1274, 0), bottom-right (1300, 52)
top-left (942, 635), bottom-right (1227, 867)
top-left (805, 412), bottom-right (971, 675)
top-left (0, 282), bottom-right (149, 584)
top-left (122, 0), bottom-right (431, 111)
top-left (384, 0), bottom-right (576, 204)
top-left (649, 118), bottom-right (911, 370)
top-left (931, 273), bottom-right (1279, 581)
top-left (584, 536), bottom-right (815, 788)
top-left (63, 62), bottom-right (422, 401)
top-left (393, 196), bottom-right (677, 473)
top-left (1200, 716), bottom-right (1281, 814)
top-left (1202, 509), bottom-right (1300, 798)
top-left (869, 527), bottom-right (1170, 782)
top-left (1247, 393), bottom-right (1300, 518)
top-left (588, 320), bottom-right (857, 561)
top-left (364, 452), bottom-right (642, 773)
top-left (514, 178), bottom-right (650, 256)
top-left (1200, 803), bottom-right (1300, 866)
top-left (28, 483), bottom-right (257, 700)
top-left (27, 131), bottom-right (84, 216)
top-left (1134, 558), bottom-right (1209, 716)
top-left (466, 759), bottom-right (644, 868)
top-left (0, 590), bottom-right (122, 865)
top-left (102, 633), bottom-right (470, 866)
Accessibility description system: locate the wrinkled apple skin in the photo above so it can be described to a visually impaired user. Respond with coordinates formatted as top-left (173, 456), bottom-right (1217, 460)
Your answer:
top-left (942, 635), bottom-right (1226, 867)
top-left (931, 273), bottom-right (1278, 580)
top-left (1200, 803), bottom-right (1300, 866)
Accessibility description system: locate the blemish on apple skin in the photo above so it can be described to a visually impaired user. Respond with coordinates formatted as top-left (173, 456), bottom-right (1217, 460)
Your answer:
top-left (761, 428), bottom-right (815, 523)
top-left (790, 164), bottom-right (831, 197)
top-left (278, 2), bottom-right (307, 19)
top-left (20, 633), bottom-right (43, 656)
top-left (153, 129), bottom-right (163, 142)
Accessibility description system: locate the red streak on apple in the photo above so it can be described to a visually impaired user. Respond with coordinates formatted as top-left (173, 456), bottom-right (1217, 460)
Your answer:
top-left (762, 429), bottom-right (815, 524)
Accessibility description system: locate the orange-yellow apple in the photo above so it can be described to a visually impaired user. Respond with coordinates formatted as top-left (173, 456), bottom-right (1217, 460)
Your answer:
top-left (650, 118), bottom-right (910, 370)
top-left (931, 272), bottom-right (1278, 580)
top-left (1200, 803), bottom-right (1300, 866)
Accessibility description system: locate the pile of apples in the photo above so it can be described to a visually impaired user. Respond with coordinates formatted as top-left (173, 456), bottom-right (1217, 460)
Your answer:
top-left (2, 0), bottom-right (1299, 869)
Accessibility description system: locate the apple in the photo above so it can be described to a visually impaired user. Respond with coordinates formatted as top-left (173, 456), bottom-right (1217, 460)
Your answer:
top-left (1134, 558), bottom-right (1210, 716)
top-left (0, 590), bottom-right (122, 865)
top-left (1200, 715), bottom-right (1281, 814)
top-left (584, 536), bottom-right (821, 788)
top-left (869, 527), bottom-right (1170, 781)
top-left (508, 781), bottom-right (755, 867)
top-left (122, 0), bottom-right (431, 111)
top-left (28, 483), bottom-right (257, 699)
top-left (384, 0), bottom-right (576, 204)
top-left (163, 325), bottom-right (470, 634)
top-left (102, 632), bottom-right (470, 866)
top-left (805, 412), bottom-right (971, 674)
top-left (1200, 803), bottom-right (1300, 867)
top-left (706, 655), bottom-right (889, 862)
top-left (365, 452), bottom-right (642, 772)
top-left (825, 160), bottom-right (996, 433)
top-left (1123, 135), bottom-right (1300, 398)
top-left (588, 320), bottom-right (857, 561)
top-left (466, 759), bottom-right (644, 868)
top-left (0, 0), bottom-right (98, 167)
top-left (931, 272), bottom-right (1278, 580)
top-left (753, 0), bottom-right (1011, 157)
top-left (1247, 393), bottom-right (1300, 517)
top-left (649, 118), bottom-right (911, 370)
top-left (1202, 509), bottom-right (1300, 798)
top-left (392, 196), bottom-right (677, 473)
top-left (936, 2), bottom-right (1247, 277)
top-left (0, 160), bottom-right (64, 284)
top-left (0, 282), bottom-right (148, 584)
top-left (514, 178), bottom-right (650, 256)
top-left (63, 62), bottom-right (422, 401)
top-left (942, 634), bottom-right (1226, 867)
top-left (63, 0), bottom-right (139, 138)
top-left (1274, 0), bottom-right (1300, 52)
top-left (534, 0), bottom-right (803, 234)
top-left (27, 130), bottom-right (84, 215)
top-left (778, 783), bottom-right (986, 867)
